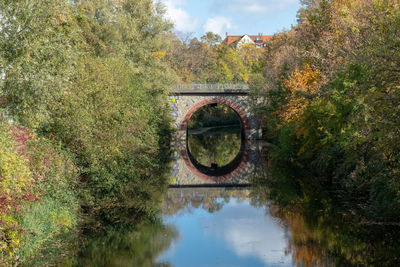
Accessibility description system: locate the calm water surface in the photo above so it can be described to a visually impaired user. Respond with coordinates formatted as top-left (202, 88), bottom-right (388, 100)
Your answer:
top-left (35, 124), bottom-right (399, 266)
top-left (158, 188), bottom-right (294, 267)
top-left (57, 186), bottom-right (400, 267)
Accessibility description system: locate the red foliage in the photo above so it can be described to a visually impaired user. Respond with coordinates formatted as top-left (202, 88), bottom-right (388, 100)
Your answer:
top-left (21, 194), bottom-right (40, 202)
top-left (0, 126), bottom-right (39, 224)
top-left (11, 126), bottom-right (34, 155)
top-left (0, 97), bottom-right (7, 106)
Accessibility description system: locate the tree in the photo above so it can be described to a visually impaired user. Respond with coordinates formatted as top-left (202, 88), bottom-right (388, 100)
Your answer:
top-left (253, 0), bottom-right (400, 221)
top-left (201, 32), bottom-right (222, 46)
top-left (1, 0), bottom-right (177, 224)
top-left (165, 32), bottom-right (266, 83)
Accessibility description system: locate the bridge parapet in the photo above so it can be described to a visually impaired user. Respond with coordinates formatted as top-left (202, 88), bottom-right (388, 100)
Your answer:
top-left (173, 83), bottom-right (249, 94)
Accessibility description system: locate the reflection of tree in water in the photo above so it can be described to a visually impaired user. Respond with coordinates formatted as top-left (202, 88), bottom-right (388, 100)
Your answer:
top-left (74, 224), bottom-right (178, 267)
top-left (265, 205), bottom-right (400, 267)
top-left (250, 161), bottom-right (400, 267)
top-left (188, 129), bottom-right (241, 167)
top-left (163, 188), bottom-right (250, 217)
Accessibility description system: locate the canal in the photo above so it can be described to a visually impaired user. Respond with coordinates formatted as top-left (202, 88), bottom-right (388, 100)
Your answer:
top-left (49, 183), bottom-right (399, 267)
top-left (28, 104), bottom-right (400, 266)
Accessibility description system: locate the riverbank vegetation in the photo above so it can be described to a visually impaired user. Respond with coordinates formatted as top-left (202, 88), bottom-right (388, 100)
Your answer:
top-left (252, 0), bottom-right (400, 223)
top-left (1, 0), bottom-right (174, 264)
top-left (0, 123), bottom-right (79, 265)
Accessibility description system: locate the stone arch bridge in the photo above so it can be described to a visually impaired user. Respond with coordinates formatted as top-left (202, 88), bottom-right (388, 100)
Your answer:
top-left (170, 83), bottom-right (262, 140)
top-left (169, 84), bottom-right (264, 186)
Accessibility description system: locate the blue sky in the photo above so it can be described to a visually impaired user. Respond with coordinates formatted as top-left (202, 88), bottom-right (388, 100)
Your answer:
top-left (159, 0), bottom-right (301, 38)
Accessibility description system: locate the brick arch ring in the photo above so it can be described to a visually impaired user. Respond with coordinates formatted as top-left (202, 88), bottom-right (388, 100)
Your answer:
top-left (180, 98), bottom-right (251, 132)
top-left (180, 98), bottom-right (251, 182)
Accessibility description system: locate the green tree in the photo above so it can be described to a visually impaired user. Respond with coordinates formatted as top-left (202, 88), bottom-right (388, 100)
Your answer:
top-left (1, 0), bottom-right (176, 225)
top-left (201, 32), bottom-right (222, 46)
top-left (0, 0), bottom-right (79, 128)
top-left (252, 0), bottom-right (400, 221)
top-left (165, 32), bottom-right (266, 83)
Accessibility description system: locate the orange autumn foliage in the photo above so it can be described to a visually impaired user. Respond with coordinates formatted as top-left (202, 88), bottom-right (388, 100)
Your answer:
top-left (279, 64), bottom-right (323, 124)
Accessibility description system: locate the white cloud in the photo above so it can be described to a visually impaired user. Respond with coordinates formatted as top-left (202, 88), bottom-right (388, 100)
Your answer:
top-left (203, 16), bottom-right (233, 36)
top-left (161, 0), bottom-right (198, 32)
top-left (201, 200), bottom-right (294, 266)
top-left (211, 0), bottom-right (298, 14)
top-left (223, 218), bottom-right (292, 266)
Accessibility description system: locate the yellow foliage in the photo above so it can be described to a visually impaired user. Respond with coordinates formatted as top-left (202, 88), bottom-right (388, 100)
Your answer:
top-left (0, 124), bottom-right (32, 260)
top-left (283, 64), bottom-right (321, 94)
top-left (152, 51), bottom-right (167, 61)
top-left (0, 126), bottom-right (32, 194)
top-left (279, 64), bottom-right (323, 124)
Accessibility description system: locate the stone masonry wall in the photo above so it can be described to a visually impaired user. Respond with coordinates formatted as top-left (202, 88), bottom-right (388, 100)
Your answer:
top-left (168, 94), bottom-right (263, 185)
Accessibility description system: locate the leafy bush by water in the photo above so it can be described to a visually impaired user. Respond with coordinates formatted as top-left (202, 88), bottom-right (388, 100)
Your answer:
top-left (0, 124), bottom-right (32, 263)
top-left (0, 123), bottom-right (79, 265)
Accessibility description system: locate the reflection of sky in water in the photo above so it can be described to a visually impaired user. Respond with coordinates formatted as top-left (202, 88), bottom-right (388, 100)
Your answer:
top-left (157, 198), bottom-right (294, 267)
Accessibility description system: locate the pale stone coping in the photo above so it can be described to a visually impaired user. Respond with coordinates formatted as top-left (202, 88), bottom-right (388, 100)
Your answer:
top-left (173, 83), bottom-right (250, 92)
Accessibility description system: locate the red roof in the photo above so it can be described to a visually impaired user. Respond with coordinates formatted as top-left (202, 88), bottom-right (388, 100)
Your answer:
top-left (223, 35), bottom-right (243, 46)
top-left (222, 34), bottom-right (273, 46)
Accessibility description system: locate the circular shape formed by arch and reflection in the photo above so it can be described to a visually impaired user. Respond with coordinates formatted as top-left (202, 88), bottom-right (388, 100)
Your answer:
top-left (181, 98), bottom-right (251, 181)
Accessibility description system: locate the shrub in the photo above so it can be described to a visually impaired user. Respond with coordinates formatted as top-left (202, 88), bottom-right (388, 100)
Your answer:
top-left (0, 123), bottom-right (32, 264)
top-left (0, 122), bottom-right (79, 265)
top-left (17, 136), bottom-right (79, 263)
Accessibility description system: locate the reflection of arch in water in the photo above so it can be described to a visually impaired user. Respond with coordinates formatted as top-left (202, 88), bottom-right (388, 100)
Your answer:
top-left (181, 146), bottom-right (250, 182)
top-left (180, 98), bottom-right (251, 182)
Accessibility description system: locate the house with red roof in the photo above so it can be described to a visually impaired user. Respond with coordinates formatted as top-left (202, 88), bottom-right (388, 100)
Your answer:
top-left (222, 33), bottom-right (273, 49)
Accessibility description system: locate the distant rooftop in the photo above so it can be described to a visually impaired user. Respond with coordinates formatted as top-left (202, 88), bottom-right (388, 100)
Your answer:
top-left (222, 34), bottom-right (273, 47)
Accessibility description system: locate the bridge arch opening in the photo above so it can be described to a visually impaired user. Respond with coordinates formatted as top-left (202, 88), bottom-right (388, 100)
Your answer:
top-left (181, 98), bottom-right (251, 133)
top-left (180, 98), bottom-right (251, 180)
